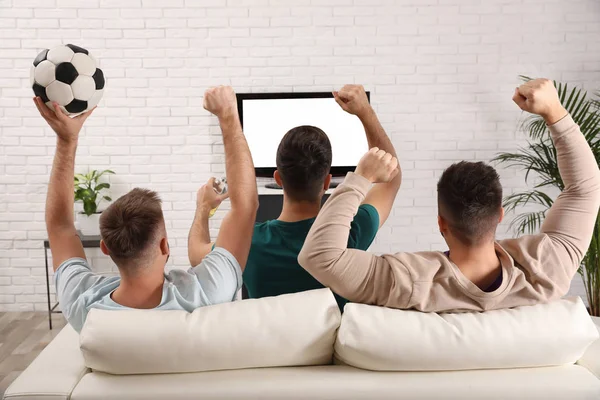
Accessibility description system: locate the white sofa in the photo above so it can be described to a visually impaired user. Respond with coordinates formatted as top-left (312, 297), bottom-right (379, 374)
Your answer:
top-left (5, 289), bottom-right (600, 400)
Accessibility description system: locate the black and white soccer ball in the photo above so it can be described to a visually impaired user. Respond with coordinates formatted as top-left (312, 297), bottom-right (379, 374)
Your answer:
top-left (30, 44), bottom-right (105, 116)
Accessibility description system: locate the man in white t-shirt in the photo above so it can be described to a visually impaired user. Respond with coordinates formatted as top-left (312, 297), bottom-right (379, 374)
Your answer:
top-left (34, 86), bottom-right (258, 333)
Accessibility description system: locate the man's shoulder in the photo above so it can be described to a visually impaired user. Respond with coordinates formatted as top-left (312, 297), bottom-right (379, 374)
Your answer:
top-left (347, 204), bottom-right (380, 249)
top-left (353, 204), bottom-right (380, 225)
top-left (497, 234), bottom-right (552, 269)
top-left (386, 250), bottom-right (456, 279)
top-left (250, 220), bottom-right (281, 257)
top-left (55, 257), bottom-right (120, 291)
top-left (165, 268), bottom-right (202, 293)
top-left (254, 220), bottom-right (271, 231)
top-left (55, 257), bottom-right (90, 275)
top-left (357, 203), bottom-right (378, 215)
top-left (251, 220), bottom-right (272, 244)
top-left (166, 268), bottom-right (195, 280)
top-left (498, 233), bottom-right (548, 248)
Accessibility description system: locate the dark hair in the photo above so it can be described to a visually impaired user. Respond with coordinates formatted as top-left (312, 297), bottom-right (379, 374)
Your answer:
top-left (437, 161), bottom-right (502, 246)
top-left (99, 188), bottom-right (165, 268)
top-left (276, 125), bottom-right (332, 202)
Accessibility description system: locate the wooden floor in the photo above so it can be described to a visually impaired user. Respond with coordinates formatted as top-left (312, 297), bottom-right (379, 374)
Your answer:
top-left (0, 312), bottom-right (67, 397)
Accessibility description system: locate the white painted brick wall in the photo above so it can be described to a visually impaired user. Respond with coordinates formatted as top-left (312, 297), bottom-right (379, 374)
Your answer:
top-left (1, 0), bottom-right (598, 311)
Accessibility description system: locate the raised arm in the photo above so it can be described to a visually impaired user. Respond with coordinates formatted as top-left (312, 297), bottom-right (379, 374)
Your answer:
top-left (513, 79), bottom-right (600, 274)
top-left (202, 86), bottom-right (258, 270)
top-left (333, 85), bottom-right (401, 227)
top-left (188, 178), bottom-right (230, 267)
top-left (298, 148), bottom-right (400, 303)
top-left (34, 97), bottom-right (95, 270)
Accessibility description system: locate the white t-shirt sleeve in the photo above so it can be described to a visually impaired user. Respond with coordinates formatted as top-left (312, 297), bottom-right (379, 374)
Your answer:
top-left (189, 247), bottom-right (243, 305)
top-left (54, 258), bottom-right (114, 332)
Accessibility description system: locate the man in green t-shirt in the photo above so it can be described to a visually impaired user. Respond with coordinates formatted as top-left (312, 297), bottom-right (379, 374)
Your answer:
top-left (188, 85), bottom-right (401, 310)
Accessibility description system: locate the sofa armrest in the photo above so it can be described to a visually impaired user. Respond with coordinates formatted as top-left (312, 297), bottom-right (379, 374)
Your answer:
top-left (3, 325), bottom-right (89, 400)
top-left (577, 316), bottom-right (600, 380)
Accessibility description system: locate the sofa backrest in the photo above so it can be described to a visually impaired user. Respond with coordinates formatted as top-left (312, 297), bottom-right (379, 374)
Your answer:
top-left (335, 297), bottom-right (599, 371)
top-left (80, 288), bottom-right (341, 375)
top-left (79, 290), bottom-right (600, 375)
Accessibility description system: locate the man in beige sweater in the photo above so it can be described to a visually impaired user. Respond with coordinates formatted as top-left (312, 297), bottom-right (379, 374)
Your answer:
top-left (298, 79), bottom-right (600, 312)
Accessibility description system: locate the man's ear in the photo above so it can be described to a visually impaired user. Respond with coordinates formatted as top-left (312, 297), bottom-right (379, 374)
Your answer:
top-left (160, 237), bottom-right (169, 256)
top-left (438, 215), bottom-right (448, 236)
top-left (274, 170), bottom-right (283, 187)
top-left (100, 240), bottom-right (110, 256)
top-left (323, 174), bottom-right (332, 190)
top-left (498, 207), bottom-right (505, 224)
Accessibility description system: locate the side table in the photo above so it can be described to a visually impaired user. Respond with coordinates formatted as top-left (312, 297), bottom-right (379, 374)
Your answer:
top-left (44, 234), bottom-right (102, 329)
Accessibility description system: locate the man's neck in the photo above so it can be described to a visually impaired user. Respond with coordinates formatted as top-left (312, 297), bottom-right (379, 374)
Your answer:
top-left (448, 241), bottom-right (502, 290)
top-left (112, 267), bottom-right (165, 309)
top-left (277, 194), bottom-right (322, 223)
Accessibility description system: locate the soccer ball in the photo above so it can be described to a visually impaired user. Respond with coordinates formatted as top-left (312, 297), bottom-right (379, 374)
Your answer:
top-left (30, 44), bottom-right (105, 116)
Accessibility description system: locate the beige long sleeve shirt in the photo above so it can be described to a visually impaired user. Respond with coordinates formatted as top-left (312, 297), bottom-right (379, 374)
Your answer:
top-left (298, 115), bottom-right (600, 312)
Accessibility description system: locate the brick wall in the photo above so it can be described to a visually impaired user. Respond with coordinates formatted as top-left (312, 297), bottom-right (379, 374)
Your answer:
top-left (0, 0), bottom-right (598, 310)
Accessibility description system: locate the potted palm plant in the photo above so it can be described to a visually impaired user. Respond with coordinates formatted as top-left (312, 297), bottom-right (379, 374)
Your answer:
top-left (493, 78), bottom-right (600, 315)
top-left (74, 169), bottom-right (114, 235)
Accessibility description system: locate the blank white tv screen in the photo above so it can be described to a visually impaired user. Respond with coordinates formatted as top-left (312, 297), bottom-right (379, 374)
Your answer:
top-left (241, 96), bottom-right (369, 171)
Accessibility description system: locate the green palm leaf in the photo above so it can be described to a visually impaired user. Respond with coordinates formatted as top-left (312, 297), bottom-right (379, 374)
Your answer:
top-left (592, 92), bottom-right (600, 110)
top-left (503, 190), bottom-right (554, 214)
top-left (522, 117), bottom-right (547, 140)
top-left (510, 210), bottom-right (547, 235)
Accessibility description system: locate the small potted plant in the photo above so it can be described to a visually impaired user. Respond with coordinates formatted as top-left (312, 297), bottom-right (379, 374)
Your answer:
top-left (74, 169), bottom-right (114, 235)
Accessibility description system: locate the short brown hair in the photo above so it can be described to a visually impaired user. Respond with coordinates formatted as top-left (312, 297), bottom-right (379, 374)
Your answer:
top-left (276, 125), bottom-right (332, 202)
top-left (437, 161), bottom-right (503, 246)
top-left (99, 188), bottom-right (165, 267)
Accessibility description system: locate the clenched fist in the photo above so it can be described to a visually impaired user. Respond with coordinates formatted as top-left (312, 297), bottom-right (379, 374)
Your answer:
top-left (203, 86), bottom-right (238, 120)
top-left (355, 147), bottom-right (399, 184)
top-left (333, 85), bottom-right (372, 118)
top-left (513, 78), bottom-right (568, 125)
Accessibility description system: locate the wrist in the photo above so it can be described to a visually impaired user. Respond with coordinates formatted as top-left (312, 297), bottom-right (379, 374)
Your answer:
top-left (354, 169), bottom-right (375, 183)
top-left (357, 106), bottom-right (376, 122)
top-left (56, 136), bottom-right (78, 149)
top-left (542, 106), bottom-right (568, 126)
top-left (196, 204), bottom-right (212, 218)
top-left (217, 108), bottom-right (239, 125)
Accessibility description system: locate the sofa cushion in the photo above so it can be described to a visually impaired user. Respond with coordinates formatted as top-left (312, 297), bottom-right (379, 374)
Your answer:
top-left (335, 297), bottom-right (599, 371)
top-left (70, 365), bottom-right (600, 400)
top-left (577, 316), bottom-right (600, 379)
top-left (79, 288), bottom-right (340, 375)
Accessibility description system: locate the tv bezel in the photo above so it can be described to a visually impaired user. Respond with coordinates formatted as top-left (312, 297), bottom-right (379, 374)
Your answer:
top-left (236, 91), bottom-right (371, 178)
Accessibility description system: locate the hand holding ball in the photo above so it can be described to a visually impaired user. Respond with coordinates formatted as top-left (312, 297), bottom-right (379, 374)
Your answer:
top-left (31, 44), bottom-right (105, 116)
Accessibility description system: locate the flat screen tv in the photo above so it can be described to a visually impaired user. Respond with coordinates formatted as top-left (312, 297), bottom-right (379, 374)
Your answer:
top-left (236, 92), bottom-right (371, 178)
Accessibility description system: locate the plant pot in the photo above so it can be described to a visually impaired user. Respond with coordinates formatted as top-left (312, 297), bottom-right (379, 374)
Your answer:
top-left (76, 212), bottom-right (101, 236)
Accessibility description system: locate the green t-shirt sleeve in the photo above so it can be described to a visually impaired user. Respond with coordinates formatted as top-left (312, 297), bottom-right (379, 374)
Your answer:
top-left (347, 204), bottom-right (380, 250)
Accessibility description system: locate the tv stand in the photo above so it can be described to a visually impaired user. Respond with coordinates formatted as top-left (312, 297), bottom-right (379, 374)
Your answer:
top-left (262, 180), bottom-right (341, 190)
top-left (264, 182), bottom-right (282, 189)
